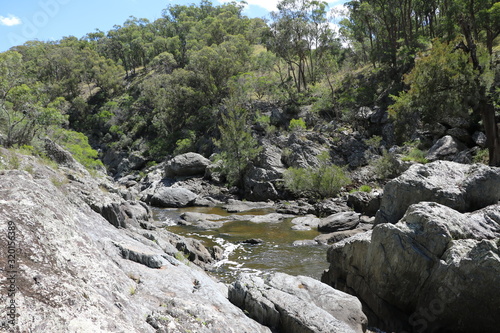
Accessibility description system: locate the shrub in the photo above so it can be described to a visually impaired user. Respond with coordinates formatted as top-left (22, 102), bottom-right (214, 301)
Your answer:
top-left (52, 129), bottom-right (104, 170)
top-left (402, 147), bottom-right (428, 164)
top-left (373, 149), bottom-right (400, 179)
top-left (358, 185), bottom-right (372, 193)
top-left (283, 159), bottom-right (351, 199)
top-left (289, 118), bottom-right (307, 132)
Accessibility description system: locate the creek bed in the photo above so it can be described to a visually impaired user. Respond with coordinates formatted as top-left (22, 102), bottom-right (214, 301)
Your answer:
top-left (154, 206), bottom-right (330, 283)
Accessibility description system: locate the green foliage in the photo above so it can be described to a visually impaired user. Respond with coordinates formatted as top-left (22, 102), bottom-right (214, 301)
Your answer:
top-left (358, 185), bottom-right (372, 193)
top-left (289, 118), bottom-right (307, 132)
top-left (174, 131), bottom-right (196, 155)
top-left (389, 39), bottom-right (487, 141)
top-left (402, 147), bottom-right (428, 164)
top-left (473, 148), bottom-right (489, 164)
top-left (215, 98), bottom-right (261, 186)
top-left (372, 149), bottom-right (400, 179)
top-left (283, 153), bottom-right (351, 199)
top-left (52, 129), bottom-right (104, 170)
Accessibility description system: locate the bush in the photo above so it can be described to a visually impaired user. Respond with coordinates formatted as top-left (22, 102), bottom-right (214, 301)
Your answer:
top-left (289, 118), bottom-right (307, 132)
top-left (52, 129), bottom-right (104, 170)
top-left (373, 149), bottom-right (400, 179)
top-left (402, 147), bottom-right (428, 164)
top-left (283, 162), bottom-right (351, 199)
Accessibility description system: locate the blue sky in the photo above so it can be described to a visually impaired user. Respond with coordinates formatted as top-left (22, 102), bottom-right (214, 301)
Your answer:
top-left (0, 0), bottom-right (347, 52)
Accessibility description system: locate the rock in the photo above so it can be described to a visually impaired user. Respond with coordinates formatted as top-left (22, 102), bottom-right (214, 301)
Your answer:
top-left (291, 215), bottom-right (321, 231)
top-left (276, 200), bottom-right (316, 215)
top-left (375, 161), bottom-right (500, 224)
top-left (292, 239), bottom-right (319, 246)
top-left (426, 135), bottom-right (467, 162)
top-left (314, 229), bottom-right (364, 245)
top-left (223, 199), bottom-right (275, 213)
top-left (165, 152), bottom-right (211, 177)
top-left (447, 127), bottom-right (472, 145)
top-left (0, 169), bottom-right (271, 333)
top-left (473, 131), bottom-right (487, 147)
top-left (241, 238), bottom-right (264, 245)
top-left (229, 273), bottom-right (367, 333)
top-left (323, 201), bottom-right (500, 333)
top-left (149, 187), bottom-right (198, 208)
top-left (315, 199), bottom-right (350, 217)
top-left (347, 190), bottom-right (382, 216)
top-left (318, 211), bottom-right (361, 232)
top-left (249, 213), bottom-right (291, 224)
top-left (244, 166), bottom-right (281, 201)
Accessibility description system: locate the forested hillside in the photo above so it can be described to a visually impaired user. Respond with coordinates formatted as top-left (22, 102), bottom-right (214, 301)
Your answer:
top-left (1, 0), bottom-right (499, 184)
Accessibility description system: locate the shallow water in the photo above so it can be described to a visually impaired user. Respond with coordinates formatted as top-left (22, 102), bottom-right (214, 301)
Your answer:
top-left (154, 207), bottom-right (330, 283)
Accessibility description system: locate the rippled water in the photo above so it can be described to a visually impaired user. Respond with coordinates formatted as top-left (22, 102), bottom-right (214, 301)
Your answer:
top-left (153, 207), bottom-right (330, 283)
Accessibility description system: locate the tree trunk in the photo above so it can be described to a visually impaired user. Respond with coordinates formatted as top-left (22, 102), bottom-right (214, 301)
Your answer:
top-left (479, 95), bottom-right (500, 166)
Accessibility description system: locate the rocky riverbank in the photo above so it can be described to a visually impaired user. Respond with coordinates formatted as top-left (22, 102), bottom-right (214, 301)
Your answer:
top-left (2, 137), bottom-right (499, 333)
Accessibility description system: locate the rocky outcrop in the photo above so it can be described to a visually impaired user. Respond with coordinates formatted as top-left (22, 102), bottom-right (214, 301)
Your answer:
top-left (0, 165), bottom-right (270, 332)
top-left (291, 215), bottom-right (321, 231)
top-left (149, 186), bottom-right (198, 208)
top-left (323, 201), bottom-right (500, 332)
top-left (229, 273), bottom-right (367, 333)
top-left (324, 161), bottom-right (500, 332)
top-left (164, 152), bottom-right (211, 177)
top-left (375, 161), bottom-right (500, 224)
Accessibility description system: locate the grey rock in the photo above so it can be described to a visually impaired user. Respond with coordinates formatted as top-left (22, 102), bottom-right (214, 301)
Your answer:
top-left (0, 169), bottom-right (271, 333)
top-left (318, 211), bottom-right (361, 232)
top-left (165, 152), bottom-right (211, 177)
top-left (375, 161), bottom-right (500, 224)
top-left (249, 213), bottom-right (292, 224)
top-left (315, 199), bottom-right (350, 217)
top-left (473, 131), bottom-right (487, 147)
top-left (447, 127), bottom-right (472, 145)
top-left (323, 202), bottom-right (500, 333)
top-left (347, 190), bottom-right (382, 216)
top-left (149, 187), bottom-right (198, 208)
top-left (292, 239), bottom-right (319, 246)
top-left (223, 199), bottom-right (275, 213)
top-left (229, 273), bottom-right (367, 333)
top-left (426, 135), bottom-right (467, 162)
top-left (314, 229), bottom-right (365, 245)
top-left (291, 215), bottom-right (321, 231)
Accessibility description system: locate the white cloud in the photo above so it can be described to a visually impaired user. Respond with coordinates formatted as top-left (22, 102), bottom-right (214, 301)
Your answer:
top-left (0, 15), bottom-right (22, 27)
top-left (245, 0), bottom-right (280, 12)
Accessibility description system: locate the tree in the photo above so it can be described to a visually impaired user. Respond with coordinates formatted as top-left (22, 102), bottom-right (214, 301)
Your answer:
top-left (390, 38), bottom-right (500, 165)
top-left (268, 0), bottom-right (337, 92)
top-left (214, 96), bottom-right (261, 186)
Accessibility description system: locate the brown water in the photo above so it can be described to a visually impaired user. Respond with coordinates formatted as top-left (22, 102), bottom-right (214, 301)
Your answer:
top-left (154, 207), bottom-right (330, 283)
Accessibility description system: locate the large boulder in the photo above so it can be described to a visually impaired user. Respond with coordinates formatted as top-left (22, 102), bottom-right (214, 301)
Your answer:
top-left (149, 187), bottom-right (197, 208)
top-left (375, 161), bottom-right (500, 224)
top-left (323, 201), bottom-right (500, 332)
top-left (165, 152), bottom-right (211, 177)
top-left (347, 190), bottom-right (382, 216)
top-left (318, 211), bottom-right (361, 232)
top-left (229, 272), bottom-right (367, 333)
top-left (426, 135), bottom-right (467, 162)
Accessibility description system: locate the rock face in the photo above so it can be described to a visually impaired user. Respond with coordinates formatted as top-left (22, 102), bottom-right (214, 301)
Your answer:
top-left (165, 152), bottom-right (211, 177)
top-left (0, 164), bottom-right (270, 332)
top-left (375, 161), bottom-right (500, 224)
top-left (149, 186), bottom-right (198, 208)
top-left (324, 161), bottom-right (500, 332)
top-left (229, 273), bottom-right (367, 333)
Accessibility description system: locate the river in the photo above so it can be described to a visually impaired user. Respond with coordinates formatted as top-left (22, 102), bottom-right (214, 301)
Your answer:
top-left (153, 206), bottom-right (330, 283)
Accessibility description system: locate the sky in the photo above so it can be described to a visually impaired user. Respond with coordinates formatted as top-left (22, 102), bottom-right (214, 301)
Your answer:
top-left (0, 0), bottom-right (347, 52)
